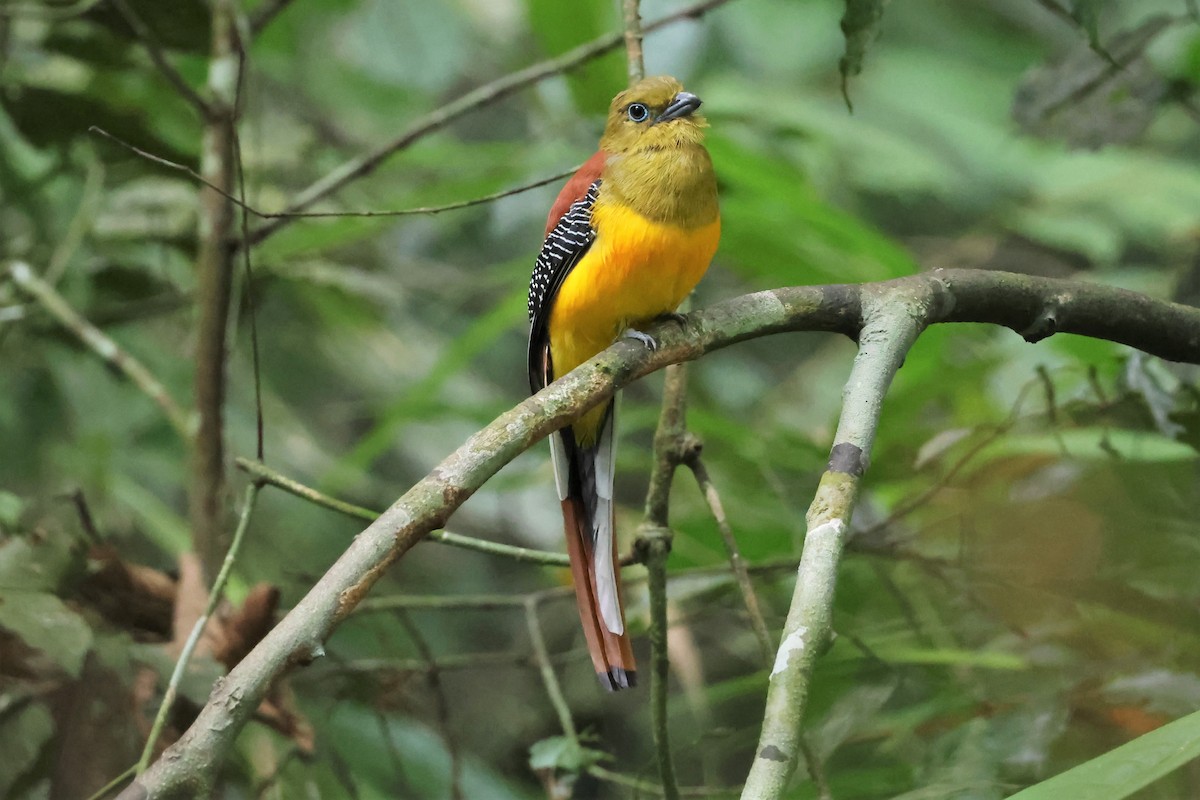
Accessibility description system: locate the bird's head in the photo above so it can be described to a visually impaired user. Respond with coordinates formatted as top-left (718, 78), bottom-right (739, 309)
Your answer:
top-left (599, 75), bottom-right (707, 154)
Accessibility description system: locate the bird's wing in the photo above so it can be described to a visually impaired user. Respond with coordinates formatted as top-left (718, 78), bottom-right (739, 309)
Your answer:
top-left (545, 151), bottom-right (606, 236)
top-left (527, 177), bottom-right (601, 394)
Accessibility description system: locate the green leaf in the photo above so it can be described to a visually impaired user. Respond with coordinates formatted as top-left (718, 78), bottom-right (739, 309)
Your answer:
top-left (526, 0), bottom-right (621, 112)
top-left (0, 700), bottom-right (54, 797)
top-left (528, 735), bottom-right (606, 773)
top-left (0, 491), bottom-right (25, 529)
top-left (0, 591), bottom-right (93, 677)
top-left (0, 534), bottom-right (80, 593)
top-left (1007, 706), bottom-right (1200, 799)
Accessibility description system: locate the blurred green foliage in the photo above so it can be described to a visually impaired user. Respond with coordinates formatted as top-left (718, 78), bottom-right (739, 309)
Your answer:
top-left (2, 0), bottom-right (1200, 798)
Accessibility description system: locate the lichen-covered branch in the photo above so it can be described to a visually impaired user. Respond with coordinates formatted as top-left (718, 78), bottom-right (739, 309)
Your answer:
top-left (119, 270), bottom-right (1200, 798)
top-left (739, 292), bottom-right (925, 799)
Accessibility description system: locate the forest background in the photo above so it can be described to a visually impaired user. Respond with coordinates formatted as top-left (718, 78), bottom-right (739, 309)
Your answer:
top-left (3, 0), bottom-right (1200, 798)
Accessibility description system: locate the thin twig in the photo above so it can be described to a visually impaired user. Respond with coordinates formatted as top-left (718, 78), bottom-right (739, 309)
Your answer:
top-left (243, 0), bottom-right (736, 246)
top-left (395, 611), bottom-right (463, 800)
top-left (643, 363), bottom-right (692, 527)
top-left (856, 382), bottom-right (1035, 543)
top-left (46, 147), bottom-right (104, 284)
top-left (88, 127), bottom-right (577, 221)
top-left (798, 737), bottom-right (833, 800)
top-left (232, 114), bottom-right (265, 461)
top-left (83, 764), bottom-right (137, 800)
top-left (252, 745), bottom-right (301, 799)
top-left (638, 354), bottom-right (693, 800)
top-left (1032, 0), bottom-right (1075, 26)
top-left (8, 262), bottom-right (191, 438)
top-left (525, 598), bottom-right (578, 741)
top-left (137, 483), bottom-right (261, 774)
top-left (249, 0), bottom-right (297, 37)
top-left (358, 594), bottom-right (530, 613)
top-left (64, 488), bottom-right (102, 543)
top-left (110, 0), bottom-right (212, 117)
top-left (326, 648), bottom-right (589, 675)
top-left (587, 765), bottom-right (736, 797)
top-left (235, 456), bottom-right (572, 566)
top-left (684, 455), bottom-right (773, 664)
top-left (623, 0), bottom-right (646, 85)
top-left (643, 530), bottom-right (679, 800)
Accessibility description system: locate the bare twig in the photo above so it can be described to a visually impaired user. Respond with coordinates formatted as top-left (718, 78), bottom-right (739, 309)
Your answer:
top-left (235, 456), bottom-right (572, 566)
top-left (46, 147), bottom-right (104, 284)
top-left (8, 262), bottom-right (191, 437)
top-left (587, 765), bottom-right (736, 797)
top-left (325, 648), bottom-right (589, 675)
top-left (855, 382), bottom-right (1036, 544)
top-left (137, 483), bottom-right (260, 775)
top-left (83, 764), bottom-right (136, 800)
top-left (395, 611), bottom-right (463, 800)
top-left (798, 738), bottom-right (833, 800)
top-left (249, 0), bottom-right (297, 37)
top-left (643, 363), bottom-right (693, 528)
top-left (110, 0), bottom-right (212, 117)
top-left (64, 488), bottom-right (102, 543)
top-left (525, 598), bottom-right (578, 741)
top-left (643, 528), bottom-right (679, 800)
top-left (232, 119), bottom-right (265, 461)
top-left (684, 455), bottom-right (774, 664)
top-left (89, 125), bottom-right (579, 222)
top-left (623, 0), bottom-right (646, 85)
top-left (243, 0), bottom-right (736, 247)
top-left (639, 355), bottom-right (693, 800)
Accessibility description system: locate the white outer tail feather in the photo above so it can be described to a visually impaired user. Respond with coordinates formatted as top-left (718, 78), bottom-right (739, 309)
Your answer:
top-left (551, 398), bottom-right (624, 635)
top-left (593, 403), bottom-right (622, 634)
top-left (549, 433), bottom-right (569, 501)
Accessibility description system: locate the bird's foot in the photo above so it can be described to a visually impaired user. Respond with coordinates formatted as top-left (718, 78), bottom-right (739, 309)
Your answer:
top-left (655, 311), bottom-right (688, 327)
top-left (622, 328), bottom-right (658, 351)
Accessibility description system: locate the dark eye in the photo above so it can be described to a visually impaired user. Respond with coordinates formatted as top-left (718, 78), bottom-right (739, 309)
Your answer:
top-left (627, 103), bottom-right (649, 123)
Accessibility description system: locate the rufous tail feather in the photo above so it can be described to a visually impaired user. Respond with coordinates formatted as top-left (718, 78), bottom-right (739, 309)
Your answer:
top-left (561, 497), bottom-right (636, 690)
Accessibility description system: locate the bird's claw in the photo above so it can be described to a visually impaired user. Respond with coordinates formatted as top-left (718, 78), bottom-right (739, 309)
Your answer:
top-left (622, 328), bottom-right (658, 351)
top-left (656, 311), bottom-right (688, 327)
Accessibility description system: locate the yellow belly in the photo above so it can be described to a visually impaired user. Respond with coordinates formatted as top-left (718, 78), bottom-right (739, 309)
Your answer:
top-left (549, 202), bottom-right (720, 444)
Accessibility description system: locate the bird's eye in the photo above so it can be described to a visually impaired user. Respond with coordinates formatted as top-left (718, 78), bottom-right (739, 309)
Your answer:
top-left (626, 103), bottom-right (649, 123)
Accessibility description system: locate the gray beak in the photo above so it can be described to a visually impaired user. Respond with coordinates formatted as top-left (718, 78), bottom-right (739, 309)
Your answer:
top-left (655, 91), bottom-right (702, 123)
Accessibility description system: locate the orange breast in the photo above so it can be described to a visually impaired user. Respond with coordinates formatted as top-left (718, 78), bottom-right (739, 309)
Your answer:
top-left (548, 202), bottom-right (720, 444)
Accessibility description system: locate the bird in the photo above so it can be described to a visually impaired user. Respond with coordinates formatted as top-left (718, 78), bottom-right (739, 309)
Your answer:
top-left (527, 76), bottom-right (720, 691)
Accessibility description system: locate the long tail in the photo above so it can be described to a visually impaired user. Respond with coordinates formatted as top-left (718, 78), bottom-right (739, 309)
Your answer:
top-left (551, 402), bottom-right (637, 690)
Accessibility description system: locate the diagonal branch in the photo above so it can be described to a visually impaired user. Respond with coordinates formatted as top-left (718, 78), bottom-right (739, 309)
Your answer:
top-left (110, 0), bottom-right (212, 117)
top-left (8, 262), bottom-right (191, 438)
top-left (118, 270), bottom-right (1200, 799)
top-left (234, 456), bottom-right (572, 565)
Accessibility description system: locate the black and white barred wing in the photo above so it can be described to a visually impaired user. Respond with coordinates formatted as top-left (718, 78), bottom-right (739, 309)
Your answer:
top-left (527, 180), bottom-right (600, 394)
